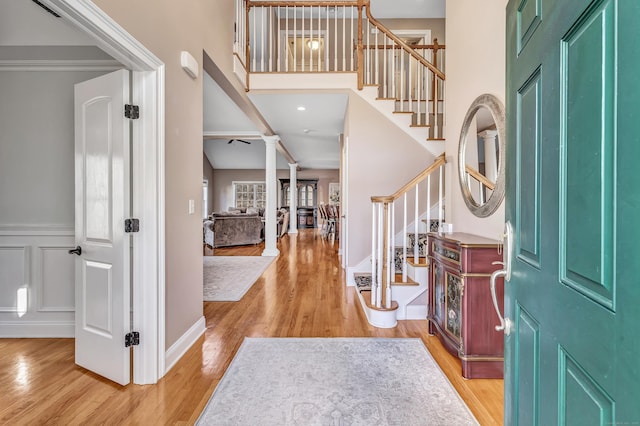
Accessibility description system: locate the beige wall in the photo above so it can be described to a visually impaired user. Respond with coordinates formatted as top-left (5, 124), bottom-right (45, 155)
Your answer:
top-left (345, 92), bottom-right (436, 265)
top-left (93, 0), bottom-right (239, 349)
top-left (444, 0), bottom-right (506, 240)
top-left (211, 168), bottom-right (339, 213)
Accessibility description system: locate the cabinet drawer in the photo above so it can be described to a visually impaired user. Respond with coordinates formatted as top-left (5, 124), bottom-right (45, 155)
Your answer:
top-left (430, 239), bottom-right (461, 270)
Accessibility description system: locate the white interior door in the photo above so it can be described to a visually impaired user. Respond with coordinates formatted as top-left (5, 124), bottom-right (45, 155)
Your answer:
top-left (73, 69), bottom-right (131, 386)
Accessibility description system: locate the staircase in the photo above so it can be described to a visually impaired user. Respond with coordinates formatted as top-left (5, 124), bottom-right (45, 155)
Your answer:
top-left (234, 0), bottom-right (448, 328)
top-left (234, 0), bottom-right (446, 155)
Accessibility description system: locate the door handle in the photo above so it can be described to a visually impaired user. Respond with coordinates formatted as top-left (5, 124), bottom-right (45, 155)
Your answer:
top-left (68, 246), bottom-right (82, 256)
top-left (490, 265), bottom-right (511, 335)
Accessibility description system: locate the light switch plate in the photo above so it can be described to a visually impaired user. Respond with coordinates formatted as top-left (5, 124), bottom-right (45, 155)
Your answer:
top-left (188, 199), bottom-right (195, 214)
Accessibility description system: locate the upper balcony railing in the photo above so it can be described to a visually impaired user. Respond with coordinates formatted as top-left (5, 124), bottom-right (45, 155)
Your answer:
top-left (234, 0), bottom-right (446, 139)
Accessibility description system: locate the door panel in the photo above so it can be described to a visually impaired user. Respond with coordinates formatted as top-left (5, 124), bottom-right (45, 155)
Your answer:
top-left (506, 0), bottom-right (640, 423)
top-left (74, 69), bottom-right (130, 386)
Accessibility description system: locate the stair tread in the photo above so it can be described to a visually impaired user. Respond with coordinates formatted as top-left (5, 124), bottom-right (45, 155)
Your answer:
top-left (427, 138), bottom-right (445, 141)
top-left (376, 97), bottom-right (396, 101)
top-left (406, 257), bottom-right (429, 267)
top-left (392, 274), bottom-right (419, 286)
top-left (392, 111), bottom-right (414, 115)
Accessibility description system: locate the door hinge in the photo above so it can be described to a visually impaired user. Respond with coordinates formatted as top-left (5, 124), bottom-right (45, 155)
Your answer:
top-left (125, 331), bottom-right (140, 347)
top-left (124, 104), bottom-right (139, 119)
top-left (125, 218), bottom-right (140, 233)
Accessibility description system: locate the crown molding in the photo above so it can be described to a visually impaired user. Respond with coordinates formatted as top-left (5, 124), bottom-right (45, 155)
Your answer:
top-left (0, 59), bottom-right (122, 71)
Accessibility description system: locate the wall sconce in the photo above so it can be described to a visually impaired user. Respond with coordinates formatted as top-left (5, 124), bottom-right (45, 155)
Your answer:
top-left (306, 39), bottom-right (320, 51)
top-left (180, 51), bottom-right (199, 79)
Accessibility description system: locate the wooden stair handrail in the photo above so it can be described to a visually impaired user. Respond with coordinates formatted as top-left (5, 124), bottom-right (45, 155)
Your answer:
top-left (363, 1), bottom-right (445, 81)
top-left (465, 165), bottom-right (495, 191)
top-left (249, 1), bottom-right (358, 7)
top-left (371, 153), bottom-right (446, 203)
top-left (246, 0), bottom-right (444, 80)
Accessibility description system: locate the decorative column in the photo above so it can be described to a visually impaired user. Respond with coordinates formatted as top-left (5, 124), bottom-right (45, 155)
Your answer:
top-left (288, 163), bottom-right (298, 234)
top-left (262, 135), bottom-right (280, 257)
top-left (479, 130), bottom-right (499, 183)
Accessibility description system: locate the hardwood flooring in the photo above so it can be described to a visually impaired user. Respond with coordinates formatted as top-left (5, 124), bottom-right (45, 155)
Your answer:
top-left (0, 230), bottom-right (503, 425)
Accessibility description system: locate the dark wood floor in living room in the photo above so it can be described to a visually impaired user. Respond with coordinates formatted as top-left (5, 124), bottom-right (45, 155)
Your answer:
top-left (1, 229), bottom-right (503, 425)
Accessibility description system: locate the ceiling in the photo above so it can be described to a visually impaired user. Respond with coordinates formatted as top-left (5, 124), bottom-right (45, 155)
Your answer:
top-left (5, 0), bottom-right (445, 170)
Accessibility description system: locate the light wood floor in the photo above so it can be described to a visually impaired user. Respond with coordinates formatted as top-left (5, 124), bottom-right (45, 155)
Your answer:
top-left (0, 230), bottom-right (503, 425)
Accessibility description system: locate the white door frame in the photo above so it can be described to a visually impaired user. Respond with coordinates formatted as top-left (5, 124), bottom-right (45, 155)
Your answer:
top-left (47, 0), bottom-right (165, 384)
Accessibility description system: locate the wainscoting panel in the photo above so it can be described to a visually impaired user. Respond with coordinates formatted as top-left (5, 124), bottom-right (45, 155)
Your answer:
top-left (38, 246), bottom-right (75, 312)
top-left (0, 226), bottom-right (75, 337)
top-left (0, 246), bottom-right (29, 313)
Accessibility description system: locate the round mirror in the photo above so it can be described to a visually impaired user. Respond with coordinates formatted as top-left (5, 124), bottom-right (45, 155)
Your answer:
top-left (457, 94), bottom-right (506, 217)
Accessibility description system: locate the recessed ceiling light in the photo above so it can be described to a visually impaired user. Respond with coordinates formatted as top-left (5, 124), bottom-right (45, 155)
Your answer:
top-left (297, 106), bottom-right (306, 111)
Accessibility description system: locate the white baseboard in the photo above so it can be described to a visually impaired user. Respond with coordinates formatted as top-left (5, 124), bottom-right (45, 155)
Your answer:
top-left (0, 321), bottom-right (74, 337)
top-left (164, 316), bottom-right (206, 374)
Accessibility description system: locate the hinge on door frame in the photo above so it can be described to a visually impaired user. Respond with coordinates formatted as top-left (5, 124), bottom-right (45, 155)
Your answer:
top-left (124, 104), bottom-right (139, 119)
top-left (125, 331), bottom-right (140, 347)
top-left (125, 218), bottom-right (140, 233)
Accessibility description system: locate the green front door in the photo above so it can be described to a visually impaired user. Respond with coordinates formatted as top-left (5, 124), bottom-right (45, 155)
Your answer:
top-left (505, 0), bottom-right (640, 424)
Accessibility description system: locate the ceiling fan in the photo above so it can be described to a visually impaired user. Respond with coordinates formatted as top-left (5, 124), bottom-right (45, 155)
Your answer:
top-left (228, 139), bottom-right (252, 145)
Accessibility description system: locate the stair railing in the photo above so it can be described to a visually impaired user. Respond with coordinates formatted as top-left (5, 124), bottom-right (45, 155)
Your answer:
top-left (370, 153), bottom-right (446, 309)
top-left (464, 164), bottom-right (495, 206)
top-left (236, 0), bottom-right (445, 139)
top-left (362, 8), bottom-right (446, 139)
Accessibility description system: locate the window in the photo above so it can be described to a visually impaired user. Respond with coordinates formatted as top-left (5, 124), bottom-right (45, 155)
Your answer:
top-left (203, 179), bottom-right (209, 219)
top-left (233, 181), bottom-right (266, 208)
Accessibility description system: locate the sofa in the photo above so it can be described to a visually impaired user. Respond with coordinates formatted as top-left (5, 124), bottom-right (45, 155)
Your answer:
top-left (204, 211), bottom-right (263, 248)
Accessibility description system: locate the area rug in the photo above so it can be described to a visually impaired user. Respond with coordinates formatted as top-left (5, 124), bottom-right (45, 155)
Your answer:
top-left (203, 256), bottom-right (275, 301)
top-left (196, 338), bottom-right (479, 425)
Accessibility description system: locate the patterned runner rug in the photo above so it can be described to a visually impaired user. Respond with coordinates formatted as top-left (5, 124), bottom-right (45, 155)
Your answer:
top-left (203, 256), bottom-right (275, 301)
top-left (196, 338), bottom-right (479, 425)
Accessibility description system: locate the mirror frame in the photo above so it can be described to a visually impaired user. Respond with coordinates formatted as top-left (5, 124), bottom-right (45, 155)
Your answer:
top-left (457, 94), bottom-right (506, 218)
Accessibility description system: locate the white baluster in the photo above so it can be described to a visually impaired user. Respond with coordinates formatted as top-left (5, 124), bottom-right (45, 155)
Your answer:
top-left (261, 7), bottom-right (265, 72)
top-left (376, 203), bottom-right (383, 308)
top-left (391, 201), bottom-right (395, 284)
top-left (342, 6), bottom-right (346, 71)
top-left (309, 6), bottom-right (313, 71)
top-left (285, 6), bottom-right (289, 72)
top-left (386, 203), bottom-right (392, 309)
top-left (350, 6), bottom-right (354, 72)
top-left (374, 24), bottom-right (379, 86)
top-left (334, 8), bottom-right (337, 72)
top-left (383, 36), bottom-right (387, 97)
top-left (269, 6), bottom-right (273, 72)
top-left (414, 184), bottom-right (419, 263)
top-left (301, 6), bottom-right (305, 70)
top-left (400, 49), bottom-right (404, 111)
top-left (438, 165), bottom-right (444, 225)
top-left (293, 8), bottom-right (296, 72)
top-left (371, 202), bottom-right (377, 306)
top-left (318, 7), bottom-right (321, 71)
top-left (402, 193), bottom-right (407, 283)
top-left (326, 6), bottom-right (329, 71)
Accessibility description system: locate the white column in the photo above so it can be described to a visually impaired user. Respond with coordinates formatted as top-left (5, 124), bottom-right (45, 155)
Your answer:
top-left (262, 135), bottom-right (280, 257)
top-left (288, 162), bottom-right (298, 234)
top-left (479, 130), bottom-right (499, 183)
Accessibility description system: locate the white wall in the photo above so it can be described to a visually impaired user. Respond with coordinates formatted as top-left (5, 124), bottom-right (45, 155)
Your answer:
top-left (444, 0), bottom-right (506, 240)
top-left (345, 92), bottom-right (437, 266)
top-left (0, 67), bottom-right (112, 336)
